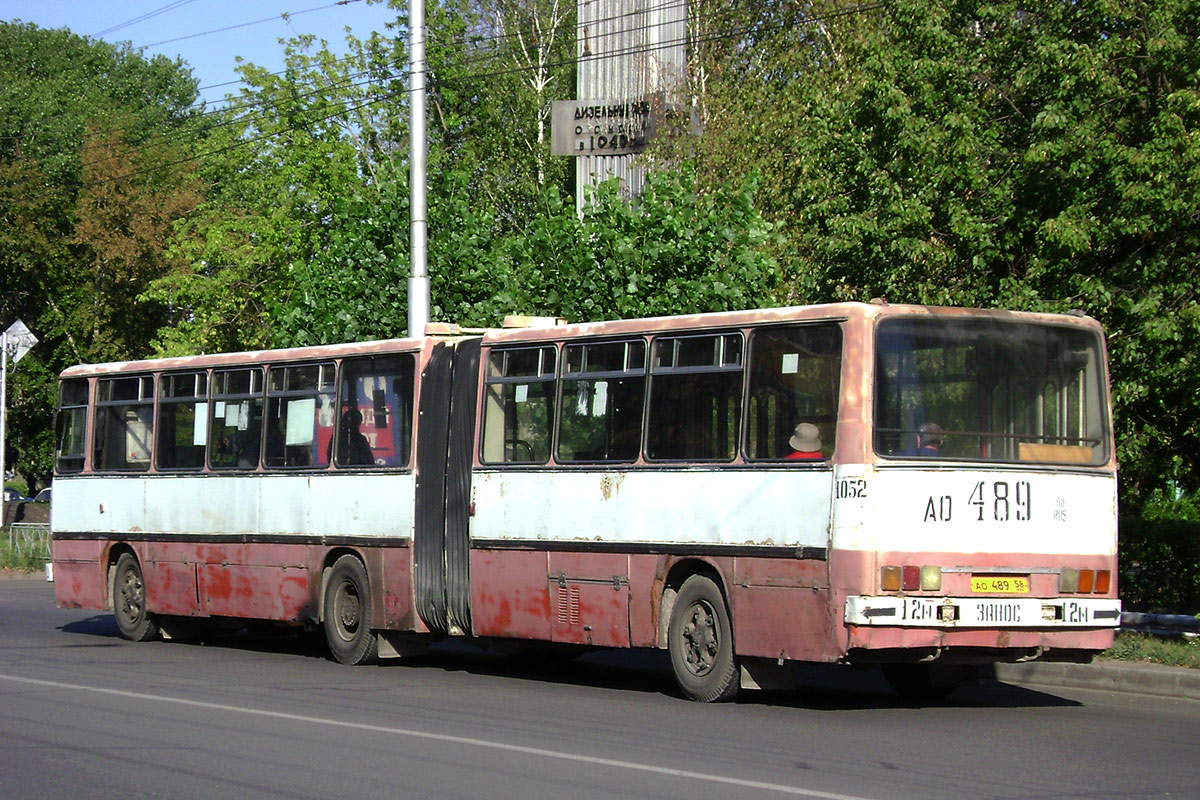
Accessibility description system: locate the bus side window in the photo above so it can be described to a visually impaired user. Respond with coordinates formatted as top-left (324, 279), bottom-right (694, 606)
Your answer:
top-left (265, 362), bottom-right (336, 469)
top-left (647, 333), bottom-right (742, 461)
top-left (209, 368), bottom-right (264, 470)
top-left (481, 346), bottom-right (556, 464)
top-left (93, 376), bottom-right (154, 472)
top-left (745, 324), bottom-right (842, 460)
top-left (55, 378), bottom-right (89, 473)
top-left (156, 371), bottom-right (208, 470)
top-left (336, 354), bottom-right (415, 468)
top-left (557, 340), bottom-right (645, 463)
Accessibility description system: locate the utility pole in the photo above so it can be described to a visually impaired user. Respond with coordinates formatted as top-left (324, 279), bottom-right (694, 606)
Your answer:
top-left (407, 0), bottom-right (431, 339)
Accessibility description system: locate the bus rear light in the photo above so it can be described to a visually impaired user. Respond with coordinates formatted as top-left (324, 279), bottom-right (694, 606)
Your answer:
top-left (921, 565), bottom-right (942, 592)
top-left (1059, 568), bottom-right (1079, 593)
top-left (1058, 568), bottom-right (1111, 594)
top-left (1077, 569), bottom-right (1095, 594)
top-left (881, 566), bottom-right (902, 592)
top-left (880, 565), bottom-right (941, 592)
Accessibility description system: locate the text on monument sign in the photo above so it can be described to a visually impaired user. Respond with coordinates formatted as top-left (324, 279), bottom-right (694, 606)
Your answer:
top-left (551, 98), bottom-right (661, 157)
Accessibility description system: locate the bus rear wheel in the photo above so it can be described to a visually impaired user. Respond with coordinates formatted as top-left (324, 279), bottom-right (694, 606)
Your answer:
top-left (668, 574), bottom-right (739, 702)
top-left (323, 555), bottom-right (379, 665)
top-left (112, 553), bottom-right (159, 642)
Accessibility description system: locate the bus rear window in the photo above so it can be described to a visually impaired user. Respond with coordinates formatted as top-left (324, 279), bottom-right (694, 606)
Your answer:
top-left (874, 318), bottom-right (1109, 465)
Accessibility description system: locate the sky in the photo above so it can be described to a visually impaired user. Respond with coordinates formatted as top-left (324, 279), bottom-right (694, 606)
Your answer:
top-left (1, 0), bottom-right (403, 105)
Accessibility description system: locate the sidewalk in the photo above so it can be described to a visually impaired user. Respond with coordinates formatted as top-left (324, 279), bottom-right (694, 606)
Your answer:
top-left (994, 660), bottom-right (1200, 701)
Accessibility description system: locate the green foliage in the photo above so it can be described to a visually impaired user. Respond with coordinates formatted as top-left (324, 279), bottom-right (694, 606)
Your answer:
top-left (0, 21), bottom-right (201, 487)
top-left (673, 0), bottom-right (1200, 510)
top-left (1118, 517), bottom-right (1200, 612)
top-left (1103, 632), bottom-right (1200, 669)
top-left (499, 167), bottom-right (781, 323)
top-left (0, 540), bottom-right (48, 573)
top-left (270, 164), bottom-right (780, 344)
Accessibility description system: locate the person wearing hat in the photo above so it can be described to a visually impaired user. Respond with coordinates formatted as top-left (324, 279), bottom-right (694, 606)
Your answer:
top-left (785, 422), bottom-right (823, 460)
top-left (916, 422), bottom-right (944, 456)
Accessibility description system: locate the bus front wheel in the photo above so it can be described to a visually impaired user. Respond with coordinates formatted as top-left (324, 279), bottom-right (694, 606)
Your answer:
top-left (668, 574), bottom-right (739, 702)
top-left (112, 553), bottom-right (159, 642)
top-left (323, 555), bottom-right (379, 665)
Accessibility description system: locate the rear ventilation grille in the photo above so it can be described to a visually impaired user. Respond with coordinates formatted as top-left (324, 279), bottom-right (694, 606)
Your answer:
top-left (557, 585), bottom-right (581, 625)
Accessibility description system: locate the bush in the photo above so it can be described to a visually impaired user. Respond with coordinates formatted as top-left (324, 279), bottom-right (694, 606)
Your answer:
top-left (1119, 518), bottom-right (1200, 613)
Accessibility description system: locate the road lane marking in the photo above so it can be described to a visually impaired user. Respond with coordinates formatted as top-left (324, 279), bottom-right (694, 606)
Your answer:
top-left (1, 672), bottom-right (877, 800)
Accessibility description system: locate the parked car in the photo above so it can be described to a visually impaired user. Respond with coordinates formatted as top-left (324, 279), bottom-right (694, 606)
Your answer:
top-left (32, 488), bottom-right (51, 503)
top-left (3, 487), bottom-right (32, 503)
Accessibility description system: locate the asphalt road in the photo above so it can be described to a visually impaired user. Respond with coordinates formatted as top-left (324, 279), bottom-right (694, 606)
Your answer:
top-left (1, 574), bottom-right (1197, 800)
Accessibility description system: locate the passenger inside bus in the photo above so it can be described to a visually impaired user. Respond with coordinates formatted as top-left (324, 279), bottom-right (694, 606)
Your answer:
top-left (916, 422), bottom-right (943, 456)
top-left (785, 422), bottom-right (823, 460)
top-left (336, 408), bottom-right (375, 465)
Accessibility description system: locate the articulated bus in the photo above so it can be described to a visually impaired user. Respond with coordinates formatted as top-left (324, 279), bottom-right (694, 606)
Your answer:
top-left (51, 302), bottom-right (1121, 701)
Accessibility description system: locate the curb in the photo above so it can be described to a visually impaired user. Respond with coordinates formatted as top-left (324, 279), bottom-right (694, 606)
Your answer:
top-left (994, 661), bottom-right (1200, 701)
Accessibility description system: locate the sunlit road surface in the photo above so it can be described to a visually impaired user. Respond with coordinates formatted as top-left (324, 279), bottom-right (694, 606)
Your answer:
top-left (2, 575), bottom-right (1196, 800)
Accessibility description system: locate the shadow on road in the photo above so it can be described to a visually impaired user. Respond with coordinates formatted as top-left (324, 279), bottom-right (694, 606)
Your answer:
top-left (57, 613), bottom-right (1081, 710)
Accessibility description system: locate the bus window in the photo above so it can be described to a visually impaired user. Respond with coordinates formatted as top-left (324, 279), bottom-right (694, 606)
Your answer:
top-left (336, 355), bottom-right (415, 468)
top-left (647, 333), bottom-right (742, 461)
top-left (93, 375), bottom-right (154, 471)
top-left (745, 324), bottom-right (842, 460)
top-left (55, 378), bottom-right (89, 473)
top-left (874, 319), bottom-right (1108, 465)
top-left (156, 372), bottom-right (208, 470)
top-left (557, 340), bottom-right (645, 463)
top-left (209, 368), bottom-right (264, 470)
top-left (266, 362), bottom-right (336, 468)
top-left (481, 346), bottom-right (556, 464)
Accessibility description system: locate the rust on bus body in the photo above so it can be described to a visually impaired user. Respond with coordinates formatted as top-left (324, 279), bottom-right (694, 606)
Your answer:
top-left (469, 549), bottom-right (552, 640)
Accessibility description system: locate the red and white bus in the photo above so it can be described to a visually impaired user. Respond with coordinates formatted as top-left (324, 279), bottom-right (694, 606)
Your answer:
top-left (51, 302), bottom-right (1121, 701)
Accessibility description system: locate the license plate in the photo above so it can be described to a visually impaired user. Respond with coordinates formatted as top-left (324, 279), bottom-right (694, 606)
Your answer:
top-left (971, 576), bottom-right (1030, 594)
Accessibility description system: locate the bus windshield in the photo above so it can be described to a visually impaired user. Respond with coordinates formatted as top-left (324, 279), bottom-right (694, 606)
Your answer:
top-left (874, 317), bottom-right (1109, 466)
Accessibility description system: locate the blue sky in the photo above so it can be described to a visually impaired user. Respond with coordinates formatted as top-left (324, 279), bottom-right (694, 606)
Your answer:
top-left (2, 0), bottom-right (402, 105)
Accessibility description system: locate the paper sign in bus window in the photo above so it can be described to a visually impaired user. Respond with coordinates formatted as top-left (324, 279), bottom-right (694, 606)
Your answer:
top-left (193, 402), bottom-right (208, 446)
top-left (286, 398), bottom-right (317, 445)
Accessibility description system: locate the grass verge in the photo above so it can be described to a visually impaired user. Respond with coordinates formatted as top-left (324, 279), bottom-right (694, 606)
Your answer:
top-left (0, 538), bottom-right (49, 572)
top-left (1101, 631), bottom-right (1200, 669)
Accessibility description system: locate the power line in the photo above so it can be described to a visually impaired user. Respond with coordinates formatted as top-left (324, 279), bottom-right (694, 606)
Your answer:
top-left (139, 0), bottom-right (366, 49)
top-left (15, 0), bottom-right (892, 203)
top-left (6, 0), bottom-right (692, 152)
top-left (92, 0), bottom-right (200, 38)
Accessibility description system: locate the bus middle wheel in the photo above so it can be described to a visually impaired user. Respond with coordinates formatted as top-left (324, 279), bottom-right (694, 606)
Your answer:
top-left (323, 555), bottom-right (379, 665)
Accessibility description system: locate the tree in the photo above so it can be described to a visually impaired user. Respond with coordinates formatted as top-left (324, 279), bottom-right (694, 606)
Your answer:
top-left (668, 0), bottom-right (1200, 511)
top-left (0, 21), bottom-right (202, 486)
